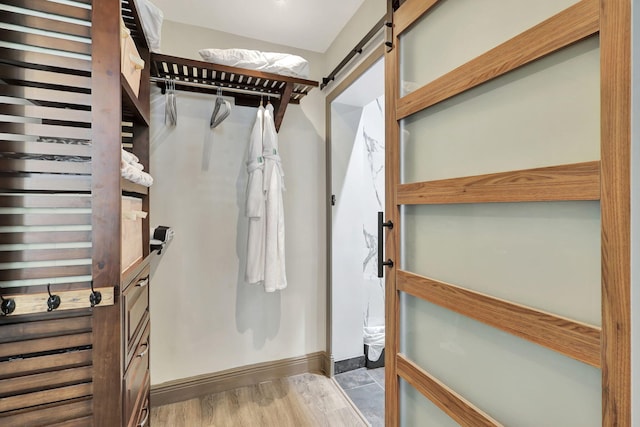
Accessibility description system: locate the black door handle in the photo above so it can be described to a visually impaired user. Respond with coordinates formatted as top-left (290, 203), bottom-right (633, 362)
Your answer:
top-left (378, 211), bottom-right (394, 278)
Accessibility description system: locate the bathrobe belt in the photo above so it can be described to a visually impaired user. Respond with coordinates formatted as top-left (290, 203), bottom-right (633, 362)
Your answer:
top-left (246, 156), bottom-right (264, 174)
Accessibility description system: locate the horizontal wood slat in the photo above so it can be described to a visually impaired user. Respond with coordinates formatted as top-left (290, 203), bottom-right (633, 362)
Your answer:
top-left (0, 0), bottom-right (91, 21)
top-left (0, 141), bottom-right (91, 158)
top-left (0, 265), bottom-right (91, 281)
top-left (394, 0), bottom-right (440, 35)
top-left (0, 159), bottom-right (91, 175)
top-left (0, 332), bottom-right (92, 359)
top-left (0, 104), bottom-right (92, 124)
top-left (0, 29), bottom-right (91, 56)
top-left (0, 86), bottom-right (91, 108)
top-left (0, 231), bottom-right (91, 245)
top-left (0, 398), bottom-right (92, 427)
top-left (0, 11), bottom-right (91, 39)
top-left (0, 123), bottom-right (91, 141)
top-left (0, 349), bottom-right (92, 379)
top-left (0, 65), bottom-right (92, 91)
top-left (398, 270), bottom-right (601, 367)
top-left (48, 416), bottom-right (93, 427)
top-left (0, 47), bottom-right (91, 75)
top-left (396, 0), bottom-right (599, 119)
top-left (0, 194), bottom-right (91, 208)
top-left (0, 287), bottom-right (113, 317)
top-left (0, 315), bottom-right (91, 344)
top-left (397, 161), bottom-right (600, 204)
top-left (0, 366), bottom-right (92, 397)
top-left (0, 213), bottom-right (90, 227)
top-left (0, 175), bottom-right (91, 192)
top-left (0, 248), bottom-right (92, 264)
top-left (0, 382), bottom-right (92, 413)
top-left (397, 354), bottom-right (502, 426)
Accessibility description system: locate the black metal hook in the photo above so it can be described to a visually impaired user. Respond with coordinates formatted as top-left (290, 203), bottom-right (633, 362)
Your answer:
top-left (46, 284), bottom-right (60, 312)
top-left (0, 294), bottom-right (16, 316)
top-left (89, 281), bottom-right (102, 307)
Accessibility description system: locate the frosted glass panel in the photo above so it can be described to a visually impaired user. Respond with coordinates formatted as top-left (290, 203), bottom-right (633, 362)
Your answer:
top-left (400, 294), bottom-right (601, 426)
top-left (399, 0), bottom-right (579, 95)
top-left (401, 37), bottom-right (600, 183)
top-left (402, 202), bottom-right (601, 325)
top-left (400, 378), bottom-right (458, 427)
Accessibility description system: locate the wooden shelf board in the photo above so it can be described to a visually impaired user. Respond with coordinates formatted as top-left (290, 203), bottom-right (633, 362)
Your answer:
top-left (121, 76), bottom-right (150, 126)
top-left (121, 177), bottom-right (149, 196)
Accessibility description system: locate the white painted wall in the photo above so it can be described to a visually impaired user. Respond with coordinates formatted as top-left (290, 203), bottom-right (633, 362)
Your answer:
top-left (323, 0), bottom-right (386, 88)
top-left (149, 22), bottom-right (326, 385)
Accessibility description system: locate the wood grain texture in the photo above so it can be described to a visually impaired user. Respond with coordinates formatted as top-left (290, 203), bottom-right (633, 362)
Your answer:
top-left (151, 373), bottom-right (367, 427)
top-left (0, 141), bottom-right (91, 157)
top-left (396, 0), bottom-right (599, 120)
top-left (398, 270), bottom-right (601, 367)
top-left (0, 350), bottom-right (92, 379)
top-left (0, 194), bottom-right (91, 209)
top-left (0, 382), bottom-right (92, 412)
top-left (600, 0), bottom-right (632, 424)
top-left (397, 161), bottom-right (600, 205)
top-left (0, 213), bottom-right (91, 227)
top-left (0, 46), bottom-right (91, 74)
top-left (0, 65), bottom-right (91, 91)
top-left (91, 0), bottom-right (126, 424)
top-left (0, 397), bottom-right (92, 427)
top-left (397, 355), bottom-right (502, 426)
top-left (0, 159), bottom-right (91, 175)
top-left (394, 0), bottom-right (440, 35)
top-left (0, 366), bottom-right (92, 396)
top-left (0, 174), bottom-right (91, 192)
top-left (0, 29), bottom-right (91, 56)
top-left (0, 231), bottom-right (91, 245)
top-left (0, 287), bottom-right (113, 317)
top-left (1, 0), bottom-right (91, 21)
top-left (0, 85), bottom-right (91, 107)
top-left (384, 8), bottom-right (401, 425)
top-left (0, 10), bottom-right (90, 39)
top-left (0, 315), bottom-right (92, 343)
top-left (0, 333), bottom-right (92, 359)
top-left (0, 104), bottom-right (91, 124)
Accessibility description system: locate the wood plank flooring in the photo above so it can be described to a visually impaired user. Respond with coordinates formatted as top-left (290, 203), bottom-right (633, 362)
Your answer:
top-left (151, 373), bottom-right (369, 426)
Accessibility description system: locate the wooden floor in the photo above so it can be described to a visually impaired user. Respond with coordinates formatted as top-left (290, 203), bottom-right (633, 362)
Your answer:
top-left (151, 373), bottom-right (369, 426)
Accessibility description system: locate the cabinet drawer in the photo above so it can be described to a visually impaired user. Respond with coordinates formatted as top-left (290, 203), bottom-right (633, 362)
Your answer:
top-left (123, 266), bottom-right (149, 355)
top-left (124, 325), bottom-right (150, 426)
top-left (129, 386), bottom-right (150, 427)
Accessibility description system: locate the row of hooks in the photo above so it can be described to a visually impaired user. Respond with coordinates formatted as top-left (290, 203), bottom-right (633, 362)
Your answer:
top-left (0, 282), bottom-right (103, 316)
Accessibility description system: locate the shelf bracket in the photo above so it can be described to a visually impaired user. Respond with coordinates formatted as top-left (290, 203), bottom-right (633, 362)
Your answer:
top-left (274, 82), bottom-right (294, 132)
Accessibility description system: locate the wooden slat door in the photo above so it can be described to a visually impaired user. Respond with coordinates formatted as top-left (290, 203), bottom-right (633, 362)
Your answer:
top-left (383, 0), bottom-right (631, 425)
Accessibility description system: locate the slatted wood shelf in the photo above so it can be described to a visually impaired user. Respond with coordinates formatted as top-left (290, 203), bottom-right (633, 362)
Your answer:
top-left (150, 53), bottom-right (319, 131)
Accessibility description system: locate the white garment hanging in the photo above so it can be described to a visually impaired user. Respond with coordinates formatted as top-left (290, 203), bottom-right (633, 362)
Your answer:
top-left (262, 103), bottom-right (287, 292)
top-left (245, 106), bottom-right (265, 284)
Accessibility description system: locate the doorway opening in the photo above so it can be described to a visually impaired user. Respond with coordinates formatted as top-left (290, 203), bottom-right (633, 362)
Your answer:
top-left (327, 52), bottom-right (385, 427)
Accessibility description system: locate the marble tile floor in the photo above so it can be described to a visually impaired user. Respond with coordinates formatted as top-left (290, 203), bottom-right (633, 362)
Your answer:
top-left (335, 367), bottom-right (385, 427)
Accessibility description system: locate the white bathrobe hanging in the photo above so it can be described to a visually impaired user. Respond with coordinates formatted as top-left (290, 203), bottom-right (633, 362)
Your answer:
top-left (262, 104), bottom-right (287, 291)
top-left (245, 106), bottom-right (265, 284)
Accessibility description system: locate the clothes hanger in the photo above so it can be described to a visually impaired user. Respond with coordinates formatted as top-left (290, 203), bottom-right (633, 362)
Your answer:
top-left (210, 87), bottom-right (231, 128)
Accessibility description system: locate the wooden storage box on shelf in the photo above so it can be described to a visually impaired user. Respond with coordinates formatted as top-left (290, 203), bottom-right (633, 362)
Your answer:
top-left (121, 196), bottom-right (145, 272)
top-left (120, 18), bottom-right (145, 96)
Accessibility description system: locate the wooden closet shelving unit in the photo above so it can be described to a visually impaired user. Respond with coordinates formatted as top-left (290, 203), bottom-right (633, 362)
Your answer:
top-left (0, 0), bottom-right (153, 425)
top-left (150, 53), bottom-right (319, 131)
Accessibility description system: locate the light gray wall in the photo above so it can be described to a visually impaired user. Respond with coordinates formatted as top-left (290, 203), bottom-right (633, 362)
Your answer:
top-left (323, 0), bottom-right (386, 89)
top-left (150, 22), bottom-right (326, 385)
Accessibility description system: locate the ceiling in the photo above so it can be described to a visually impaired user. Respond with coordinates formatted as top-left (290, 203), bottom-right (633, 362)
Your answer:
top-left (150, 0), bottom-right (366, 53)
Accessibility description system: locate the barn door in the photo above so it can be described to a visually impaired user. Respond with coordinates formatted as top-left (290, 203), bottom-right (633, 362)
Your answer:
top-left (383, 0), bottom-right (631, 425)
